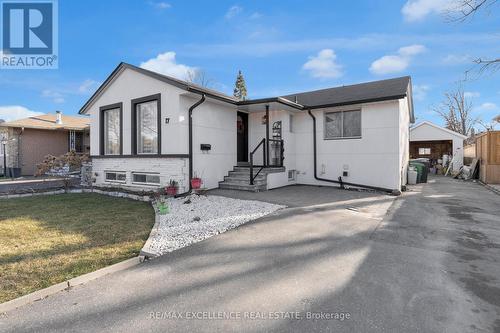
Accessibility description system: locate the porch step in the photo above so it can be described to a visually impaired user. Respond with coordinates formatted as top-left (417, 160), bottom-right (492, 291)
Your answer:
top-left (227, 171), bottom-right (266, 179)
top-left (218, 165), bottom-right (286, 192)
top-left (233, 166), bottom-right (285, 173)
top-left (218, 182), bottom-right (267, 192)
top-left (222, 177), bottom-right (267, 186)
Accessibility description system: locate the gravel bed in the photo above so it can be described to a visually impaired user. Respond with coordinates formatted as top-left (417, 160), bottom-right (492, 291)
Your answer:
top-left (146, 194), bottom-right (285, 256)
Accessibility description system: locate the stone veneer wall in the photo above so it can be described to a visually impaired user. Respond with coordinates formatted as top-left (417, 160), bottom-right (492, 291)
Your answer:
top-left (0, 127), bottom-right (20, 169)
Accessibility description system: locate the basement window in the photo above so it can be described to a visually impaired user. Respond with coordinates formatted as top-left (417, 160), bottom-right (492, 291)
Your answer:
top-left (324, 110), bottom-right (361, 139)
top-left (419, 148), bottom-right (431, 155)
top-left (105, 171), bottom-right (126, 183)
top-left (132, 172), bottom-right (160, 185)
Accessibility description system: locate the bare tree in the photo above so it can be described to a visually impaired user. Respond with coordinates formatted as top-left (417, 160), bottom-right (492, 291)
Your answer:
top-left (434, 85), bottom-right (478, 136)
top-left (473, 57), bottom-right (500, 74)
top-left (445, 0), bottom-right (499, 73)
top-left (186, 69), bottom-right (213, 88)
top-left (446, 0), bottom-right (498, 21)
top-left (480, 114), bottom-right (500, 130)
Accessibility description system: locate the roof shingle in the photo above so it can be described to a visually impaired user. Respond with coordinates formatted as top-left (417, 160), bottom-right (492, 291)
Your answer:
top-left (281, 76), bottom-right (411, 108)
top-left (0, 113), bottom-right (90, 131)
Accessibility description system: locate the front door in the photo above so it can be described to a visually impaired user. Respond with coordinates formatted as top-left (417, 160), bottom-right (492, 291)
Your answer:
top-left (237, 112), bottom-right (248, 162)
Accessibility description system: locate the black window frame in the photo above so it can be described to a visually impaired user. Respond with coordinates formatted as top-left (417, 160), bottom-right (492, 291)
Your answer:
top-left (104, 171), bottom-right (127, 183)
top-left (131, 93), bottom-right (162, 156)
top-left (100, 102), bottom-right (123, 156)
top-left (324, 109), bottom-right (362, 140)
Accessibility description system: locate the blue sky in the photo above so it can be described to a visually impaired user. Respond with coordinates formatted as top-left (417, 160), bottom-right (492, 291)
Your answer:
top-left (0, 0), bottom-right (499, 128)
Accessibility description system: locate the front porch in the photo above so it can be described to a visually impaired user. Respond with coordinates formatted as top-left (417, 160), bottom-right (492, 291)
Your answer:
top-left (219, 99), bottom-right (302, 191)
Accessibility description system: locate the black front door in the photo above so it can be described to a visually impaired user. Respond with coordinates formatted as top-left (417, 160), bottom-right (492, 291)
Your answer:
top-left (237, 112), bottom-right (248, 162)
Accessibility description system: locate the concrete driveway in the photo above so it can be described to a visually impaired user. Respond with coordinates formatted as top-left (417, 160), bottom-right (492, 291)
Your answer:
top-left (1, 177), bottom-right (499, 332)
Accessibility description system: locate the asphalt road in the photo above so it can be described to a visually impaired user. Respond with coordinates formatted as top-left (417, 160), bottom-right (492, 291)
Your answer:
top-left (1, 177), bottom-right (499, 332)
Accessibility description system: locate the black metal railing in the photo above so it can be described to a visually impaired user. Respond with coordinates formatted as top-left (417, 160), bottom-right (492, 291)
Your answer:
top-left (249, 138), bottom-right (266, 185)
top-left (249, 138), bottom-right (285, 185)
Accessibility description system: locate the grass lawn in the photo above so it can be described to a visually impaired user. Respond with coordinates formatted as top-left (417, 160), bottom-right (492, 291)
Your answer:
top-left (0, 193), bottom-right (155, 303)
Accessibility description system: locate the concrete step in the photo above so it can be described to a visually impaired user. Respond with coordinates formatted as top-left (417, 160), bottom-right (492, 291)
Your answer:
top-left (218, 182), bottom-right (267, 192)
top-left (222, 177), bottom-right (267, 185)
top-left (227, 171), bottom-right (267, 179)
top-left (233, 166), bottom-right (286, 173)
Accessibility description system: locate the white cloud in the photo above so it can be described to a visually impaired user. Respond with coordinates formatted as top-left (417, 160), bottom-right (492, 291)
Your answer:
top-left (78, 79), bottom-right (99, 94)
top-left (370, 44), bottom-right (426, 75)
top-left (401, 0), bottom-right (452, 22)
top-left (148, 1), bottom-right (171, 9)
top-left (413, 84), bottom-right (430, 101)
top-left (477, 102), bottom-right (497, 111)
top-left (464, 91), bottom-right (480, 98)
top-left (156, 2), bottom-right (171, 9)
top-left (41, 89), bottom-right (65, 104)
top-left (225, 5), bottom-right (243, 19)
top-left (140, 51), bottom-right (197, 80)
top-left (249, 12), bottom-right (262, 19)
top-left (398, 44), bottom-right (427, 56)
top-left (0, 106), bottom-right (43, 122)
top-left (302, 49), bottom-right (343, 79)
top-left (40, 79), bottom-right (99, 104)
top-left (442, 54), bottom-right (473, 65)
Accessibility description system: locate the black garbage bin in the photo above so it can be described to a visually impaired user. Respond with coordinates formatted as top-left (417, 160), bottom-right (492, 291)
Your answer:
top-left (7, 167), bottom-right (21, 178)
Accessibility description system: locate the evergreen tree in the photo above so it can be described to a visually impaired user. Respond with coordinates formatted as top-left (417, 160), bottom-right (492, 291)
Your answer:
top-left (233, 70), bottom-right (247, 101)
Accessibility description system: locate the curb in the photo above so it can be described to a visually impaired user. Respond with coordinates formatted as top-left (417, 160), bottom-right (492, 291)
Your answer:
top-left (479, 181), bottom-right (500, 196)
top-left (0, 187), bottom-right (152, 201)
top-left (139, 204), bottom-right (161, 259)
top-left (0, 257), bottom-right (141, 314)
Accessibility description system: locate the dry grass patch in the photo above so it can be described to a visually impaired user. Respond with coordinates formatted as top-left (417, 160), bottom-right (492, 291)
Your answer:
top-left (0, 193), bottom-right (154, 303)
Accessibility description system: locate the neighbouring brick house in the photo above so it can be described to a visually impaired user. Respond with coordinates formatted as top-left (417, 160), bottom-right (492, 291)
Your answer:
top-left (0, 112), bottom-right (90, 176)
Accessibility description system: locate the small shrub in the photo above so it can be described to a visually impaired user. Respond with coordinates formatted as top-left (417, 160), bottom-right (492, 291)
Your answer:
top-left (36, 151), bottom-right (89, 176)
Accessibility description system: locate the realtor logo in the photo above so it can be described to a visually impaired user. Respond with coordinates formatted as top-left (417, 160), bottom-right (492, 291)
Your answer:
top-left (1, 0), bottom-right (58, 69)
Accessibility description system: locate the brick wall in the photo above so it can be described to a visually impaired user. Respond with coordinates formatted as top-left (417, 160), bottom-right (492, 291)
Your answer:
top-left (91, 157), bottom-right (188, 191)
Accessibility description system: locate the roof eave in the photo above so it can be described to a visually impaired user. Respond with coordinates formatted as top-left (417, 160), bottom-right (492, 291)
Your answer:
top-left (305, 94), bottom-right (407, 110)
top-left (79, 62), bottom-right (238, 114)
top-left (236, 96), bottom-right (304, 110)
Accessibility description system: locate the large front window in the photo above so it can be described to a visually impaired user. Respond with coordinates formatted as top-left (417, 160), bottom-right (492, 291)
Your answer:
top-left (324, 110), bottom-right (361, 139)
top-left (132, 94), bottom-right (161, 155)
top-left (103, 107), bottom-right (121, 155)
top-left (136, 100), bottom-right (158, 154)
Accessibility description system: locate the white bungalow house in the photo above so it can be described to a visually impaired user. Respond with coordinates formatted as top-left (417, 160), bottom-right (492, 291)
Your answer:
top-left (80, 62), bottom-right (414, 194)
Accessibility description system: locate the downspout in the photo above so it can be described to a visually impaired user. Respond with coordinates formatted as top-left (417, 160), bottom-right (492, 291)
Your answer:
top-left (187, 94), bottom-right (206, 192)
top-left (307, 110), bottom-right (396, 194)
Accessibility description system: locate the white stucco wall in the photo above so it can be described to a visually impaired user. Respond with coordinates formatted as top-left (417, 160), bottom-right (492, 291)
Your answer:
top-left (293, 100), bottom-right (404, 191)
top-left (399, 97), bottom-right (411, 186)
top-left (410, 122), bottom-right (465, 171)
top-left (187, 96), bottom-right (237, 189)
top-left (87, 67), bottom-right (237, 190)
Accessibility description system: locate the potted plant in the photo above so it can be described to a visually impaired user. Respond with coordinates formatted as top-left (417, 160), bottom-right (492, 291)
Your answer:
top-left (191, 172), bottom-right (202, 189)
top-left (157, 199), bottom-right (169, 215)
top-left (165, 179), bottom-right (179, 196)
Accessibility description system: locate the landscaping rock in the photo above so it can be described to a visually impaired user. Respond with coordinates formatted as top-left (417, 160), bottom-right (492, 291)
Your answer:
top-left (145, 195), bottom-right (285, 256)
